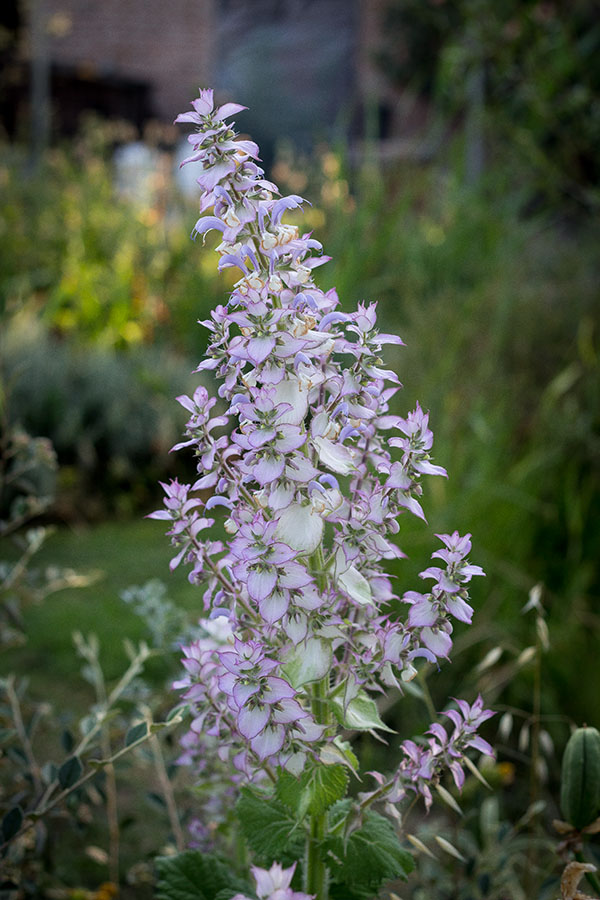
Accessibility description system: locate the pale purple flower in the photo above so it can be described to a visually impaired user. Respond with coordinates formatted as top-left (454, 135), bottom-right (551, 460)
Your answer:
top-left (151, 89), bottom-right (491, 794)
top-left (232, 861), bottom-right (314, 900)
top-left (360, 696), bottom-right (495, 811)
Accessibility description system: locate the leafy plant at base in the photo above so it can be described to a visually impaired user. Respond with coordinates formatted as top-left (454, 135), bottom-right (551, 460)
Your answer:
top-left (236, 787), bottom-right (305, 866)
top-left (275, 764), bottom-right (349, 820)
top-left (155, 850), bottom-right (252, 900)
top-left (325, 800), bottom-right (415, 899)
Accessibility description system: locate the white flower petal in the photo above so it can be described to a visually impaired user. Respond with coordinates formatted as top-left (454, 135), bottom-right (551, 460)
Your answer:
top-left (338, 565), bottom-right (373, 606)
top-left (247, 568), bottom-right (277, 602)
top-left (238, 704), bottom-right (270, 740)
top-left (314, 437), bottom-right (356, 475)
top-left (274, 503), bottom-right (324, 554)
top-left (268, 483), bottom-right (296, 511)
top-left (272, 377), bottom-right (308, 425)
top-left (282, 637), bottom-right (332, 688)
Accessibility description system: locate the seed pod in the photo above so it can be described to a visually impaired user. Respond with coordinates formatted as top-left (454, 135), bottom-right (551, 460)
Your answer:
top-left (560, 726), bottom-right (600, 829)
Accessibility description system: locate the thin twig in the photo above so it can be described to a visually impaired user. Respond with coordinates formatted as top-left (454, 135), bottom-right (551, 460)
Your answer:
top-left (95, 665), bottom-right (120, 886)
top-left (5, 675), bottom-right (43, 795)
top-left (147, 726), bottom-right (186, 852)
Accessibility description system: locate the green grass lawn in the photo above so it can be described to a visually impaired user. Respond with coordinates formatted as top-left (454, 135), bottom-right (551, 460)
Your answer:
top-left (3, 517), bottom-right (198, 697)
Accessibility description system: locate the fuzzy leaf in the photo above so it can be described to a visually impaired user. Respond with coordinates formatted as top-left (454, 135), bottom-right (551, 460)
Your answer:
top-left (236, 787), bottom-right (304, 862)
top-left (167, 704), bottom-right (187, 723)
top-left (276, 763), bottom-right (349, 819)
top-left (2, 805), bottom-right (23, 842)
top-left (125, 721), bottom-right (148, 746)
top-left (58, 755), bottom-right (83, 789)
top-left (338, 565), bottom-right (372, 606)
top-left (326, 801), bottom-right (414, 896)
top-left (155, 851), bottom-right (251, 900)
top-left (61, 729), bottom-right (75, 753)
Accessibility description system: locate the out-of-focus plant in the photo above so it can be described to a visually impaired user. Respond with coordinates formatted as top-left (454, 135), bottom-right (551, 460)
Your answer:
top-left (397, 584), bottom-right (558, 898)
top-left (0, 633), bottom-right (185, 895)
top-left (121, 578), bottom-right (192, 650)
top-left (378, 0), bottom-right (600, 210)
top-left (1, 316), bottom-right (202, 517)
top-left (0, 379), bottom-right (189, 895)
top-left (404, 792), bottom-right (555, 900)
top-left (397, 581), bottom-right (600, 899)
top-left (0, 118), bottom-right (224, 353)
top-left (0, 379), bottom-right (100, 644)
top-left (0, 116), bottom-right (234, 515)
top-left (553, 726), bottom-right (600, 898)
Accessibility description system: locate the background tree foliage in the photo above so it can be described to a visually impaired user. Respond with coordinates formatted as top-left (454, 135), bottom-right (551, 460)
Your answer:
top-left (379, 0), bottom-right (600, 209)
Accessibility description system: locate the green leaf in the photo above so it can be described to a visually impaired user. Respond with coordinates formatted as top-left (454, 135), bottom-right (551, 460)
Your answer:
top-left (276, 764), bottom-right (349, 819)
top-left (331, 691), bottom-right (395, 733)
top-left (58, 755), bottom-right (83, 789)
top-left (41, 761), bottom-right (57, 784)
top-left (155, 851), bottom-right (251, 900)
top-left (274, 771), bottom-right (306, 817)
top-left (326, 801), bottom-right (414, 896)
top-left (125, 721), bottom-right (148, 746)
top-left (2, 805), bottom-right (23, 842)
top-left (236, 786), bottom-right (304, 862)
top-left (79, 713), bottom-right (97, 737)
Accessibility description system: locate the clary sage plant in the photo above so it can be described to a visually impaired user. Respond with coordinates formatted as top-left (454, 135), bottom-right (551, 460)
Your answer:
top-left (151, 90), bottom-right (493, 900)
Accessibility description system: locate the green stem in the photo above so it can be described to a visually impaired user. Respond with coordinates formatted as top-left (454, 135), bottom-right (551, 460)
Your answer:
top-left (147, 726), bottom-right (185, 852)
top-left (305, 809), bottom-right (328, 900)
top-left (310, 545), bottom-right (327, 593)
top-left (305, 673), bottom-right (330, 896)
top-left (305, 545), bottom-right (330, 897)
top-left (311, 676), bottom-right (329, 728)
top-left (6, 676), bottom-right (43, 795)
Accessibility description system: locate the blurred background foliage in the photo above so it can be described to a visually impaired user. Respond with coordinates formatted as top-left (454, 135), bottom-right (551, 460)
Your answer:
top-left (379, 0), bottom-right (600, 210)
top-left (1, 0), bottom-right (599, 895)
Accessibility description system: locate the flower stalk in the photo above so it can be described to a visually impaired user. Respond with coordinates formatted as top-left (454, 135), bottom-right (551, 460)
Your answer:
top-left (150, 88), bottom-right (494, 894)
